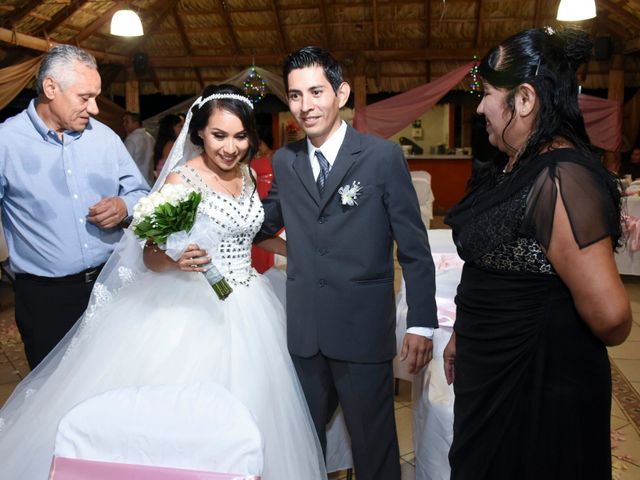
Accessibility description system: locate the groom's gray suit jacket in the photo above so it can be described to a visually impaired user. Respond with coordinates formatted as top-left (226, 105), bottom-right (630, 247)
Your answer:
top-left (258, 125), bottom-right (437, 363)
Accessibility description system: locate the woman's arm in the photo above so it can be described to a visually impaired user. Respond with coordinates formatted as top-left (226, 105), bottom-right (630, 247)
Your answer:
top-left (443, 331), bottom-right (456, 385)
top-left (143, 242), bottom-right (209, 272)
top-left (546, 190), bottom-right (632, 346)
top-left (255, 236), bottom-right (287, 257)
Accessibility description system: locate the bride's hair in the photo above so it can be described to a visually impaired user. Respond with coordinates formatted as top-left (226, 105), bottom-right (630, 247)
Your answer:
top-left (188, 84), bottom-right (259, 163)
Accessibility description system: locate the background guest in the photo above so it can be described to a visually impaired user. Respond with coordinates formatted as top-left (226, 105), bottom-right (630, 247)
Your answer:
top-left (444, 27), bottom-right (631, 479)
top-left (618, 146), bottom-right (640, 180)
top-left (0, 45), bottom-right (149, 368)
top-left (153, 113), bottom-right (184, 177)
top-left (251, 125), bottom-right (275, 273)
top-left (123, 111), bottom-right (155, 184)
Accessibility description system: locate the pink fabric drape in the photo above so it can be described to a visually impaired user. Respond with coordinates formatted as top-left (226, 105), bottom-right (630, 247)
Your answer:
top-left (578, 94), bottom-right (622, 152)
top-left (353, 65), bottom-right (623, 153)
top-left (353, 62), bottom-right (474, 138)
top-left (49, 457), bottom-right (260, 480)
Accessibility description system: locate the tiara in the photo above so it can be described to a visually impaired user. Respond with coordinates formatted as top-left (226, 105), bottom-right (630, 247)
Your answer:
top-left (194, 93), bottom-right (254, 110)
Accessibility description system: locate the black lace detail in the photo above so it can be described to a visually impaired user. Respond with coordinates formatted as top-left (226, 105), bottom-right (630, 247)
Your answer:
top-left (456, 173), bottom-right (555, 274)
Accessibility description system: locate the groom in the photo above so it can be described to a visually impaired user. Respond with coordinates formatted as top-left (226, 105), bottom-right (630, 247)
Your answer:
top-left (257, 46), bottom-right (438, 480)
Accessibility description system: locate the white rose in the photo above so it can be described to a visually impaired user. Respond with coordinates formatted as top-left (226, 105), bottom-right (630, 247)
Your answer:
top-left (147, 191), bottom-right (165, 209)
top-left (160, 183), bottom-right (189, 205)
top-left (132, 196), bottom-right (155, 222)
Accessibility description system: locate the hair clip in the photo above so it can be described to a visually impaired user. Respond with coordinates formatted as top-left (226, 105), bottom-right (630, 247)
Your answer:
top-left (534, 57), bottom-right (542, 76)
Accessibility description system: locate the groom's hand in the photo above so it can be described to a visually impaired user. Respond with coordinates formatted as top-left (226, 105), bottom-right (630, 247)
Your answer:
top-left (400, 333), bottom-right (433, 374)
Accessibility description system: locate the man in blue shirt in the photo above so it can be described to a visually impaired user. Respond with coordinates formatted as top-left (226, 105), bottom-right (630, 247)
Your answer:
top-left (0, 45), bottom-right (149, 368)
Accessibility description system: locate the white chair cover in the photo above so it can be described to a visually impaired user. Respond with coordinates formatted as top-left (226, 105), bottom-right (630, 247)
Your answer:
top-left (410, 170), bottom-right (434, 229)
top-left (52, 383), bottom-right (263, 475)
top-left (393, 229), bottom-right (462, 480)
top-left (412, 327), bottom-right (455, 480)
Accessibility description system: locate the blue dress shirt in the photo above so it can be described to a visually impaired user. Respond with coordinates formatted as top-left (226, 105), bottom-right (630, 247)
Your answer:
top-left (0, 99), bottom-right (150, 277)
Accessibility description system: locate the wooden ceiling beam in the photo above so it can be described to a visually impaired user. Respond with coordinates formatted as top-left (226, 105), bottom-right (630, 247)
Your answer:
top-left (373, 0), bottom-right (379, 49)
top-left (533, 0), bottom-right (544, 28)
top-left (2, 0), bottom-right (44, 28)
top-left (148, 47), bottom-right (486, 68)
top-left (269, 0), bottom-right (287, 52)
top-left (474, 0), bottom-right (484, 48)
top-left (75, 1), bottom-right (125, 42)
top-left (171, 6), bottom-right (204, 90)
top-left (598, 0), bottom-right (640, 31)
top-left (424, 0), bottom-right (431, 83)
top-left (623, 35), bottom-right (640, 54)
top-left (39, 0), bottom-right (90, 36)
top-left (218, 0), bottom-right (241, 54)
top-left (595, 14), bottom-right (628, 41)
top-left (118, 0), bottom-right (182, 54)
top-left (0, 26), bottom-right (129, 64)
top-left (318, 0), bottom-right (330, 50)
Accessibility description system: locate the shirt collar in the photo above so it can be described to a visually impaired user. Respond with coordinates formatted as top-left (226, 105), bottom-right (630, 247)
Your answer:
top-left (307, 121), bottom-right (347, 166)
top-left (26, 98), bottom-right (87, 143)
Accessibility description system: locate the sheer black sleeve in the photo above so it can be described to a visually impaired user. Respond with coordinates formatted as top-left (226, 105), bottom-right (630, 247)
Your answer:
top-left (522, 158), bottom-right (620, 251)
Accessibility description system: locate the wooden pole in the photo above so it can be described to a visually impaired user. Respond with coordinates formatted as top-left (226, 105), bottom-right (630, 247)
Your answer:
top-left (353, 54), bottom-right (367, 111)
top-left (604, 54), bottom-right (624, 172)
top-left (125, 67), bottom-right (140, 113)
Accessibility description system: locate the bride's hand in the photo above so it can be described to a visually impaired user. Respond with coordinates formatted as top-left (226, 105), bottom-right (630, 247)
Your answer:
top-left (178, 244), bottom-right (210, 272)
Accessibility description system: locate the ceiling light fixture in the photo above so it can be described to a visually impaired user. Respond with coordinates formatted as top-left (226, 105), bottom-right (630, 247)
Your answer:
top-left (556, 0), bottom-right (596, 22)
top-left (110, 7), bottom-right (144, 37)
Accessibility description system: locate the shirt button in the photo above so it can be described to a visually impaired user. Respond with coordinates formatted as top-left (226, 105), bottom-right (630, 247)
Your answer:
top-left (318, 279), bottom-right (326, 287)
top-left (67, 169), bottom-right (72, 174)
top-left (73, 194), bottom-right (78, 199)
top-left (318, 216), bottom-right (326, 224)
top-left (79, 218), bottom-right (84, 224)
top-left (83, 243), bottom-right (88, 248)
top-left (318, 248), bottom-right (327, 256)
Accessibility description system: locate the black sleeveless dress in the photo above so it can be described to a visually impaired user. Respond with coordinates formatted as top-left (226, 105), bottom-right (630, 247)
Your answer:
top-left (445, 149), bottom-right (619, 480)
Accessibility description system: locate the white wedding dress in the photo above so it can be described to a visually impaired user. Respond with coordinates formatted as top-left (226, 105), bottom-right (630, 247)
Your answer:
top-left (0, 164), bottom-right (326, 479)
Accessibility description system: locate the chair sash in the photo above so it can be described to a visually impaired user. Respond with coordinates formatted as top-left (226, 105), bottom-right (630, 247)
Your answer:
top-left (49, 457), bottom-right (260, 480)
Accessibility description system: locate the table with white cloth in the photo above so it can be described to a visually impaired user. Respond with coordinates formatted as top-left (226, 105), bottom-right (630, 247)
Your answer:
top-left (394, 229), bottom-right (462, 480)
top-left (616, 195), bottom-right (640, 275)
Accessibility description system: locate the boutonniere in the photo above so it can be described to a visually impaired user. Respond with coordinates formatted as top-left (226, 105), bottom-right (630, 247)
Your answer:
top-left (338, 181), bottom-right (363, 206)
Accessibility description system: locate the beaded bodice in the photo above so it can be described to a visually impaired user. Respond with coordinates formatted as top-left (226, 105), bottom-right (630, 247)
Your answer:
top-left (175, 164), bottom-right (264, 286)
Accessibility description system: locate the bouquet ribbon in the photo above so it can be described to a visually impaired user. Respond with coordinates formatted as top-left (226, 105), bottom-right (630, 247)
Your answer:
top-left (165, 218), bottom-right (233, 300)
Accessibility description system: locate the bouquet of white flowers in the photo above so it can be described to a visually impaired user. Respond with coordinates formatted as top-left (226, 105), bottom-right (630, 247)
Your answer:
top-left (131, 184), bottom-right (233, 300)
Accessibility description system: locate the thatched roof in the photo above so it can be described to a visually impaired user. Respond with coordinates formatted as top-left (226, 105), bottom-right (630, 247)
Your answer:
top-left (2, 0), bottom-right (640, 98)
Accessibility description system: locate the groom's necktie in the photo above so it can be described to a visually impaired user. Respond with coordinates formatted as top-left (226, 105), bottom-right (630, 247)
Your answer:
top-left (315, 150), bottom-right (330, 196)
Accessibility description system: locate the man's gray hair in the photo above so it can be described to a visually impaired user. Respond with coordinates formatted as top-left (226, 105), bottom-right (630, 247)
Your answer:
top-left (36, 45), bottom-right (97, 95)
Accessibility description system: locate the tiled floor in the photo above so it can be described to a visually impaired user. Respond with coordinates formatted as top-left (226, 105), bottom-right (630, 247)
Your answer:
top-left (1, 266), bottom-right (640, 479)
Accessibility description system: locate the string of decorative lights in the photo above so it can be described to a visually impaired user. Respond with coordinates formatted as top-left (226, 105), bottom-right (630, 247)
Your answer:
top-left (467, 56), bottom-right (481, 97)
top-left (242, 66), bottom-right (268, 104)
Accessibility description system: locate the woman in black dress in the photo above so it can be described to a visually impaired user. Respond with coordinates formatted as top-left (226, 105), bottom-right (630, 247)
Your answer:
top-left (444, 28), bottom-right (632, 479)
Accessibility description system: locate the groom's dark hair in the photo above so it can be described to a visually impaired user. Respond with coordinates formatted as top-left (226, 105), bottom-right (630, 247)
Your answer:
top-left (282, 46), bottom-right (344, 95)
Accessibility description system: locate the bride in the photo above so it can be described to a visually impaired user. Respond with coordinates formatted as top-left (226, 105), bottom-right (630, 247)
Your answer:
top-left (0, 84), bottom-right (327, 479)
